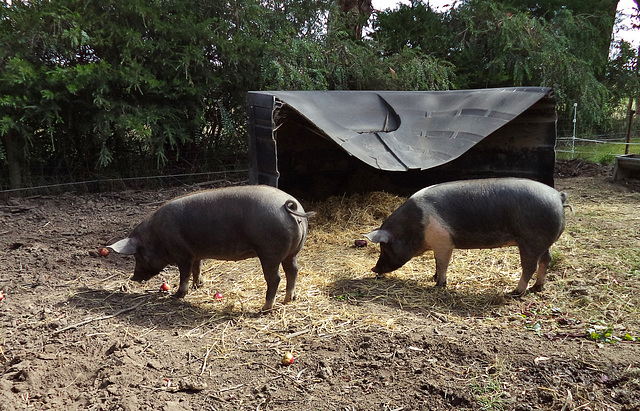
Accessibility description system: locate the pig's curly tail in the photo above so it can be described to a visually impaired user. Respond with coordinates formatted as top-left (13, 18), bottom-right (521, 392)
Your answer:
top-left (560, 192), bottom-right (574, 213)
top-left (285, 200), bottom-right (316, 219)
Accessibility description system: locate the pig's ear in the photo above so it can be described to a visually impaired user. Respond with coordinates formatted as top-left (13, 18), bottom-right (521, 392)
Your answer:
top-left (364, 229), bottom-right (393, 244)
top-left (108, 237), bottom-right (139, 255)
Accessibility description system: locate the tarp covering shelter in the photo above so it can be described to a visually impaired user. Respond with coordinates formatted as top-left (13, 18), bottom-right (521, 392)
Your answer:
top-left (247, 88), bottom-right (556, 199)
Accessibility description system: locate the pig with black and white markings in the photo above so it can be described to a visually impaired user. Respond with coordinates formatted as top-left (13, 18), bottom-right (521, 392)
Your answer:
top-left (109, 185), bottom-right (314, 311)
top-left (364, 178), bottom-right (567, 295)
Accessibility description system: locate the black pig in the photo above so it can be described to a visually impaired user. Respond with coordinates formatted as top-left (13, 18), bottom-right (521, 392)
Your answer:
top-left (364, 178), bottom-right (567, 295)
top-left (109, 185), bottom-right (314, 311)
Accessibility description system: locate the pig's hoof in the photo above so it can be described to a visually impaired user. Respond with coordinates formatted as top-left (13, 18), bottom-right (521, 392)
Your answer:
top-left (260, 302), bottom-right (274, 313)
top-left (529, 284), bottom-right (544, 293)
top-left (432, 275), bottom-right (447, 286)
top-left (506, 289), bottom-right (528, 298)
top-left (172, 290), bottom-right (187, 299)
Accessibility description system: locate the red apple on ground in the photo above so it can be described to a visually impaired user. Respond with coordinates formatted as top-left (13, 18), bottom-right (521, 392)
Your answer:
top-left (354, 239), bottom-right (367, 248)
top-left (281, 352), bottom-right (294, 366)
top-left (99, 247), bottom-right (110, 256)
top-left (160, 283), bottom-right (170, 291)
top-left (214, 292), bottom-right (223, 301)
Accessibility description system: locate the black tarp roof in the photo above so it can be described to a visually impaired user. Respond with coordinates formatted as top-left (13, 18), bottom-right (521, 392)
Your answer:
top-left (247, 88), bottom-right (557, 197)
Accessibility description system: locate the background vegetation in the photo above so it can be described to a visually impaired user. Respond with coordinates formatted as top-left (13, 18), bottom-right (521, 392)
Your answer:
top-left (1, 0), bottom-right (639, 191)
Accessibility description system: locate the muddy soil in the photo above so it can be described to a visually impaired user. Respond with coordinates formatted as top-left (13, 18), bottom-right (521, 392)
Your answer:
top-left (1, 163), bottom-right (639, 411)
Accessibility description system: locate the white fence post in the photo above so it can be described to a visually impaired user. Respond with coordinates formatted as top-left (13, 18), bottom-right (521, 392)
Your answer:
top-left (572, 102), bottom-right (578, 159)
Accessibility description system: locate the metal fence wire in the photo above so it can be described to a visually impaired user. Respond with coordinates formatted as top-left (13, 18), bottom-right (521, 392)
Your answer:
top-left (0, 169), bottom-right (249, 198)
top-left (2, 103), bottom-right (640, 197)
top-left (556, 102), bottom-right (640, 159)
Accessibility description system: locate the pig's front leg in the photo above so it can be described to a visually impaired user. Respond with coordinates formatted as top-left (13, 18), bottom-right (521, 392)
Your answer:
top-left (173, 261), bottom-right (193, 299)
top-left (426, 217), bottom-right (454, 287)
top-left (432, 245), bottom-right (453, 287)
top-left (191, 260), bottom-right (203, 289)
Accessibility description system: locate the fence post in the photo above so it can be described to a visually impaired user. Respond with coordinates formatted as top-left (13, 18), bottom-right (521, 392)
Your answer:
top-left (572, 102), bottom-right (577, 159)
top-left (625, 99), bottom-right (635, 155)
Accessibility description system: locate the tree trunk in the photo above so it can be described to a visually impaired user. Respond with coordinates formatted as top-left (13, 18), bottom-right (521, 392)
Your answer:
top-left (337, 0), bottom-right (373, 40)
top-left (600, 0), bottom-right (623, 75)
top-left (3, 131), bottom-right (25, 190)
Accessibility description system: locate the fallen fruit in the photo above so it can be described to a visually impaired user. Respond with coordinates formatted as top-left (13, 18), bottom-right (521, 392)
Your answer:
top-left (160, 283), bottom-right (170, 291)
top-left (99, 247), bottom-right (110, 256)
top-left (214, 292), bottom-right (224, 301)
top-left (0, 291), bottom-right (4, 301)
top-left (354, 239), bottom-right (367, 248)
top-left (281, 352), bottom-right (294, 366)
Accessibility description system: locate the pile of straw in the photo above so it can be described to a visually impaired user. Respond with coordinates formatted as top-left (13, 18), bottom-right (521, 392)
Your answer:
top-left (149, 183), bottom-right (639, 341)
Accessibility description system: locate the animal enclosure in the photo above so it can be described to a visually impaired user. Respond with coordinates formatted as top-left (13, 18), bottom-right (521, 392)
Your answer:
top-left (247, 88), bottom-right (557, 199)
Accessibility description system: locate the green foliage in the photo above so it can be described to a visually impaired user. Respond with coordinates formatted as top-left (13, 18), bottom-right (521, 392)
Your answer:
top-left (1, 0), bottom-right (231, 187)
top-left (260, 36), bottom-right (330, 90)
top-left (255, 1), bottom-right (455, 93)
top-left (607, 40), bottom-right (640, 103)
top-left (496, 0), bottom-right (619, 68)
top-left (383, 48), bottom-right (454, 91)
top-left (373, 0), bottom-right (631, 136)
top-left (0, 0), bottom-right (637, 189)
top-left (472, 376), bottom-right (506, 411)
top-left (373, 0), bottom-right (452, 58)
top-left (587, 325), bottom-right (638, 344)
top-left (320, 34), bottom-right (454, 91)
top-left (549, 250), bottom-right (563, 270)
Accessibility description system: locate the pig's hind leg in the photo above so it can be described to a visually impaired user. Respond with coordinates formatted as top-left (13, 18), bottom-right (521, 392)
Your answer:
top-left (281, 254), bottom-right (299, 304)
top-left (259, 258), bottom-right (282, 312)
top-left (510, 246), bottom-right (544, 296)
top-left (529, 248), bottom-right (551, 293)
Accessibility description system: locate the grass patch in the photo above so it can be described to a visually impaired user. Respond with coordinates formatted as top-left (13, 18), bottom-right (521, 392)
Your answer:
top-left (556, 138), bottom-right (640, 164)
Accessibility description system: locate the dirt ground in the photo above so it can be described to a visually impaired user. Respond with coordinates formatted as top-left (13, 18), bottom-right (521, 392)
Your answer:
top-left (1, 161), bottom-right (640, 411)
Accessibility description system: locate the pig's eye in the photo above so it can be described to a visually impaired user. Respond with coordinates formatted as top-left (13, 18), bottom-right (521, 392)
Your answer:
top-left (138, 247), bottom-right (152, 264)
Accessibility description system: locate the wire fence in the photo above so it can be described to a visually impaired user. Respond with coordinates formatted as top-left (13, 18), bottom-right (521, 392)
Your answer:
top-left (557, 131), bottom-right (640, 144)
top-left (557, 133), bottom-right (640, 157)
top-left (0, 168), bottom-right (250, 199)
top-left (3, 109), bottom-right (640, 198)
top-left (556, 101), bottom-right (640, 160)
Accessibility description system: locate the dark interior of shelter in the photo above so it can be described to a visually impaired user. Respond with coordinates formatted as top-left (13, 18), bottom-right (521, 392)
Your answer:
top-left (247, 89), bottom-right (557, 200)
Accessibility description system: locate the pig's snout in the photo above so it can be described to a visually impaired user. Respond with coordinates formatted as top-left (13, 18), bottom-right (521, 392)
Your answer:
top-left (130, 273), bottom-right (145, 282)
top-left (131, 269), bottom-right (157, 282)
top-left (371, 265), bottom-right (388, 278)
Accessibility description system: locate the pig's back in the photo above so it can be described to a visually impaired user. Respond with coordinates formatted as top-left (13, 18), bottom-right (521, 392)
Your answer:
top-left (413, 178), bottom-right (565, 248)
top-left (168, 185), bottom-right (299, 218)
top-left (153, 185), bottom-right (307, 260)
